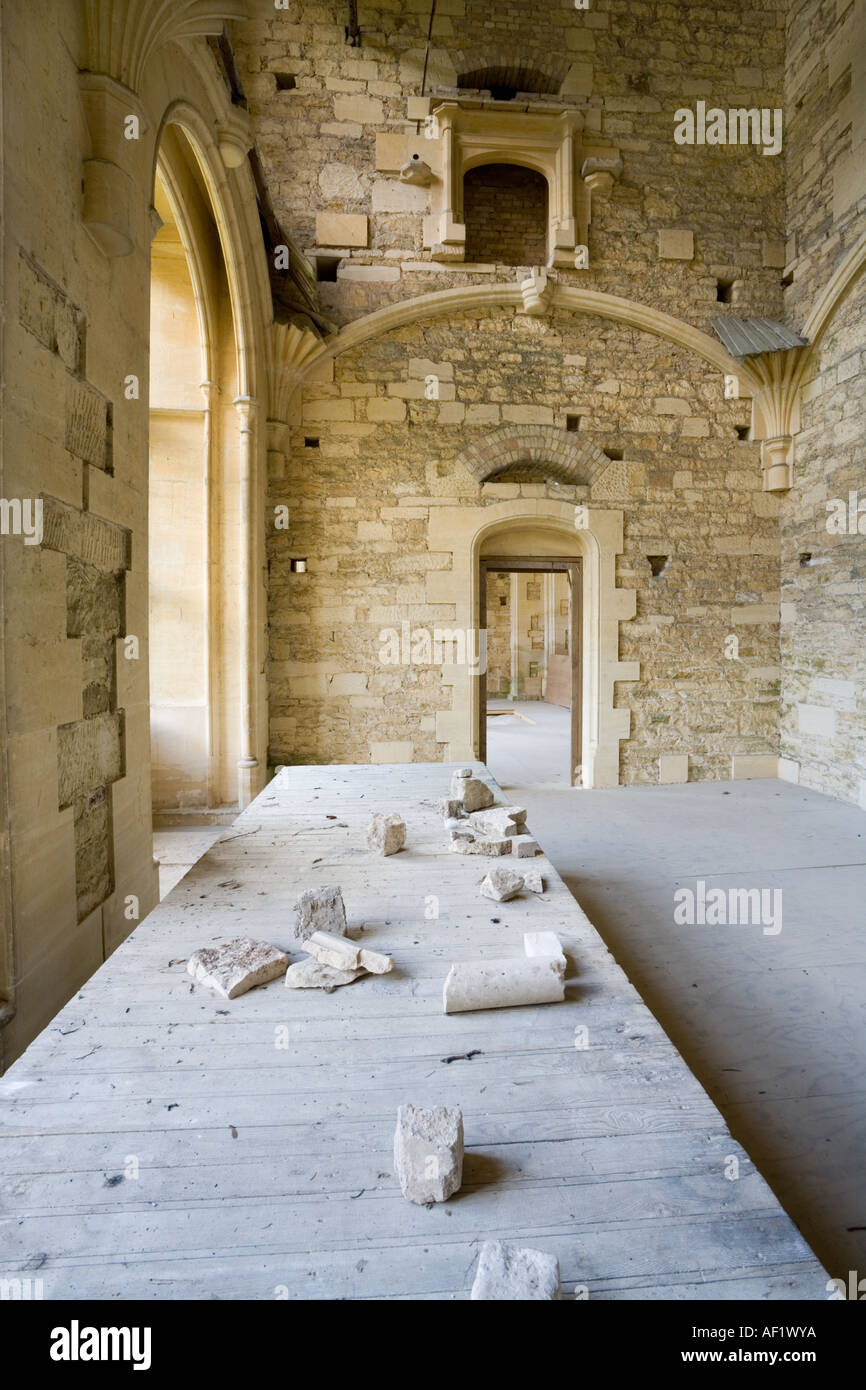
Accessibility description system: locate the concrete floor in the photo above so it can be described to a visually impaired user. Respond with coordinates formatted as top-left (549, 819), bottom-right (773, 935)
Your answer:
top-left (487, 699), bottom-right (572, 787)
top-left (488, 712), bottom-right (866, 1280)
top-left (153, 827), bottom-right (225, 898)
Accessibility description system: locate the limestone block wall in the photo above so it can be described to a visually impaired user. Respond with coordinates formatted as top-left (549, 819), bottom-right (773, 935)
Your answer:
top-left (267, 305), bottom-right (781, 784)
top-left (0, 0), bottom-right (159, 1065)
top-left (235, 0), bottom-right (787, 328)
top-left (780, 0), bottom-right (866, 806)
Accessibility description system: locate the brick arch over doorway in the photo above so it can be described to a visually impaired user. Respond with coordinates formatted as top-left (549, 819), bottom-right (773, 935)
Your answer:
top-left (456, 424), bottom-right (610, 486)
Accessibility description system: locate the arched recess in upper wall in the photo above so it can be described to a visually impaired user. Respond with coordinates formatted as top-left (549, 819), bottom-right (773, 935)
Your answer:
top-left (450, 51), bottom-right (571, 97)
top-left (457, 425), bottom-right (610, 487)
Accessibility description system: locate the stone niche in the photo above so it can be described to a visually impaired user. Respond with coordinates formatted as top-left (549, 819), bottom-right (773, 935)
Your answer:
top-left (420, 98), bottom-right (617, 267)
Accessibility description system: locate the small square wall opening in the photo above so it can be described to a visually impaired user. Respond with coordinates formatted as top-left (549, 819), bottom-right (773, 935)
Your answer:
top-left (304, 436), bottom-right (320, 449)
top-left (716, 279), bottom-right (735, 303)
top-left (566, 413), bottom-right (581, 433)
top-left (316, 255), bottom-right (341, 282)
top-left (735, 425), bottom-right (750, 441)
top-left (275, 72), bottom-right (297, 92)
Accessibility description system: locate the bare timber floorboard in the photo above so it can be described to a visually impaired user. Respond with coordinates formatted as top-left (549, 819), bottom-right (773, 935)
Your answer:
top-left (0, 763), bottom-right (828, 1300)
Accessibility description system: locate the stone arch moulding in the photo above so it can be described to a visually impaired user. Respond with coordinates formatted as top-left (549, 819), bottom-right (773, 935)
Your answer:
top-left (297, 282), bottom-right (762, 399)
top-left (424, 500), bottom-right (639, 787)
top-left (456, 425), bottom-right (610, 487)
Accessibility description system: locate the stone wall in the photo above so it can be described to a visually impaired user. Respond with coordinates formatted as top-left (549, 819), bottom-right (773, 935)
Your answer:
top-left (780, 0), bottom-right (866, 806)
top-left (238, 0), bottom-right (792, 787)
top-left (268, 304), bottom-right (781, 783)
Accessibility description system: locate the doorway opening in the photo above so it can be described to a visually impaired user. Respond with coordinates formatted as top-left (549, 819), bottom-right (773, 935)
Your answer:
top-left (480, 557), bottom-right (582, 787)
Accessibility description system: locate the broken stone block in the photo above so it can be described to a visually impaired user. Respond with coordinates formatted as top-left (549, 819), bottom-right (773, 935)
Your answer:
top-left (467, 806), bottom-right (527, 837)
top-left (522, 870), bottom-right (544, 894)
top-left (294, 885), bottom-right (348, 942)
top-left (305, 930), bottom-right (393, 975)
top-left (450, 837), bottom-right (512, 856)
top-left (471, 1241), bottom-right (561, 1300)
top-left (524, 931), bottom-right (566, 973)
top-left (450, 826), bottom-right (475, 842)
top-left (436, 798), bottom-right (464, 819)
top-left (443, 958), bottom-right (566, 1013)
top-left (511, 835), bottom-right (540, 858)
top-left (187, 938), bottom-right (289, 999)
top-left (365, 812), bottom-right (406, 856)
top-left (480, 867), bottom-right (525, 902)
top-left (393, 1104), bottom-right (463, 1204)
top-left (285, 957), bottom-right (365, 990)
top-left (460, 778), bottom-right (495, 813)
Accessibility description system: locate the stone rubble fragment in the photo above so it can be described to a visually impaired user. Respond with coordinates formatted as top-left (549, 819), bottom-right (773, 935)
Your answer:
top-left (436, 798), bottom-right (465, 819)
top-left (450, 768), bottom-right (494, 812)
top-left (393, 1104), bottom-right (464, 1204)
top-left (523, 931), bottom-right (567, 973)
top-left (471, 1241), bottom-right (561, 1300)
top-left (467, 806), bottom-right (527, 837)
top-left (305, 929), bottom-right (393, 975)
top-left (511, 835), bottom-right (540, 858)
top-left (522, 870), bottom-right (544, 894)
top-left (293, 885), bottom-right (348, 942)
top-left (480, 866), bottom-right (525, 902)
top-left (186, 938), bottom-right (289, 999)
top-left (443, 958), bottom-right (566, 1013)
top-left (450, 837), bottom-right (512, 856)
top-left (450, 826), bottom-right (475, 842)
top-left (365, 812), bottom-right (406, 856)
top-left (285, 957), bottom-right (365, 990)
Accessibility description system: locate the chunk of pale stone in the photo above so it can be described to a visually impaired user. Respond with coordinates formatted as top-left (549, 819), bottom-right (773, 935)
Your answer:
top-left (305, 930), bottom-right (393, 975)
top-left (522, 870), bottom-right (544, 894)
top-left (450, 837), bottom-right (512, 856)
top-left (471, 1241), bottom-right (561, 1300)
top-left (449, 769), bottom-right (472, 798)
top-left (294, 885), bottom-right (347, 942)
top-left (443, 958), bottom-right (566, 1013)
top-left (437, 798), bottom-right (464, 819)
top-left (394, 1104), bottom-right (463, 1204)
top-left (480, 867), bottom-right (525, 902)
top-left (467, 806), bottom-right (527, 836)
top-left (524, 931), bottom-right (566, 972)
top-left (365, 812), bottom-right (406, 856)
top-left (460, 778), bottom-right (495, 813)
top-left (511, 835), bottom-right (540, 858)
top-left (187, 938), bottom-right (289, 999)
top-left (285, 957), bottom-right (365, 990)
top-left (450, 826), bottom-right (475, 841)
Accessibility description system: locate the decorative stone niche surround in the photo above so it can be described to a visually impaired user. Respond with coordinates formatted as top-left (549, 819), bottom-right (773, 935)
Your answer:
top-left (419, 98), bottom-right (619, 266)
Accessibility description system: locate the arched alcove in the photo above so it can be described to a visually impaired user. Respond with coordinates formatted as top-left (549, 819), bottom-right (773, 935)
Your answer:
top-left (463, 162), bottom-right (549, 266)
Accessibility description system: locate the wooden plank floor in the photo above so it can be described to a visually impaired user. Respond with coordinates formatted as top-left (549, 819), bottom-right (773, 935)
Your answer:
top-left (0, 764), bottom-right (828, 1300)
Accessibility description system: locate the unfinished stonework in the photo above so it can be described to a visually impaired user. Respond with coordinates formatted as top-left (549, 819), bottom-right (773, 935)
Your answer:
top-left (524, 932), bottom-right (567, 973)
top-left (471, 1241), bottom-right (561, 1301)
top-left (304, 930), bottom-right (393, 975)
top-left (393, 1104), bottom-right (464, 1204)
top-left (467, 806), bottom-right (528, 837)
top-left (365, 813), bottom-right (406, 856)
top-left (187, 939), bottom-right (289, 999)
top-left (293, 886), bottom-right (348, 942)
top-left (285, 958), bottom-right (365, 991)
top-left (451, 773), bottom-right (495, 813)
top-left (450, 836), bottom-right (512, 857)
top-left (443, 958), bottom-right (566, 1014)
top-left (480, 867), bottom-right (525, 902)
